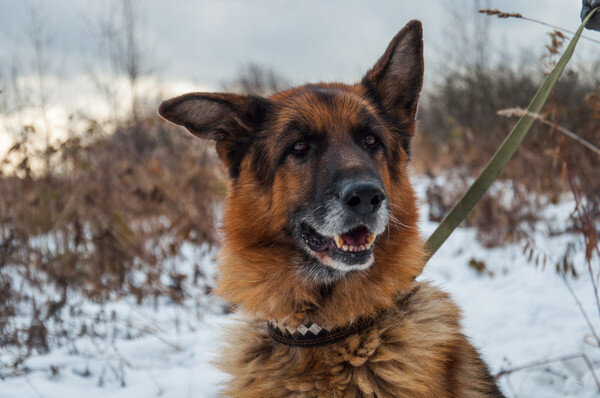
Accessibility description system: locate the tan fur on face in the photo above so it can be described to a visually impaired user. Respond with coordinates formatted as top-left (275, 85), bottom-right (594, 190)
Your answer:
top-left (214, 82), bottom-right (425, 328)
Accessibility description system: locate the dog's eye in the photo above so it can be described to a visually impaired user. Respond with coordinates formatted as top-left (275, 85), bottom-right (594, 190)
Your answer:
top-left (292, 140), bottom-right (310, 154)
top-left (363, 134), bottom-right (378, 147)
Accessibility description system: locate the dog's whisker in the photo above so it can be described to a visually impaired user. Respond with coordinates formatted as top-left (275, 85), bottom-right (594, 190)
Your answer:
top-left (304, 203), bottom-right (326, 219)
top-left (388, 202), bottom-right (408, 213)
top-left (387, 214), bottom-right (415, 231)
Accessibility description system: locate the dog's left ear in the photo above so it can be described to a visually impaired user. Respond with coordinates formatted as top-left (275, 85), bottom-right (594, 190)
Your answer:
top-left (158, 92), bottom-right (271, 176)
top-left (362, 20), bottom-right (424, 129)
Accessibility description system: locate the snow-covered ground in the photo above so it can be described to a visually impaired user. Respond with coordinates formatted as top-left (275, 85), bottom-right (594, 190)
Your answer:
top-left (2, 177), bottom-right (599, 397)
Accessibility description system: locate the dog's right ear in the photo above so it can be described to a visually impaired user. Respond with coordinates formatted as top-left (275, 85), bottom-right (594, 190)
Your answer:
top-left (362, 20), bottom-right (424, 129)
top-left (158, 92), bottom-right (271, 176)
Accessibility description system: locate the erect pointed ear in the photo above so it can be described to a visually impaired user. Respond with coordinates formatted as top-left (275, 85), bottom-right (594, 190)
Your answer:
top-left (362, 20), bottom-right (424, 131)
top-left (158, 92), bottom-right (271, 177)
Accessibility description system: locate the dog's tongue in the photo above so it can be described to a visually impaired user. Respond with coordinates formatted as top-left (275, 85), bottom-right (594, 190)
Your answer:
top-left (341, 226), bottom-right (370, 246)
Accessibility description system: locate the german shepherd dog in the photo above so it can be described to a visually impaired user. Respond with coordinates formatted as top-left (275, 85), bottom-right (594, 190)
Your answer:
top-left (159, 20), bottom-right (504, 397)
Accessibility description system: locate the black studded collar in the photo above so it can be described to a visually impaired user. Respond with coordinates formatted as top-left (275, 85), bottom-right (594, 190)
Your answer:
top-left (266, 317), bottom-right (376, 347)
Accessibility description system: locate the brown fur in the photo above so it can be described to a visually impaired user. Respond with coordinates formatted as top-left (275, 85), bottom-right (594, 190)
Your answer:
top-left (158, 20), bottom-right (504, 397)
top-left (215, 81), bottom-right (425, 328)
top-left (218, 284), bottom-right (502, 397)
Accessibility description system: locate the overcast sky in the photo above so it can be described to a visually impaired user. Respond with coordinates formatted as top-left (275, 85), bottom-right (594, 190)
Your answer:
top-left (0, 0), bottom-right (596, 91)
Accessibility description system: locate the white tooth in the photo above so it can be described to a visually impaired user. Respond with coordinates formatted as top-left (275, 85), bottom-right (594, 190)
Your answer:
top-left (360, 244), bottom-right (366, 251)
top-left (350, 246), bottom-right (356, 252)
top-left (342, 244), bottom-right (349, 251)
top-left (334, 235), bottom-right (344, 249)
top-left (366, 234), bottom-right (375, 245)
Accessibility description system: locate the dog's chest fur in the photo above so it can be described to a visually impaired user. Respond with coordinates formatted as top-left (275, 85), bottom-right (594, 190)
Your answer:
top-left (217, 283), bottom-right (502, 397)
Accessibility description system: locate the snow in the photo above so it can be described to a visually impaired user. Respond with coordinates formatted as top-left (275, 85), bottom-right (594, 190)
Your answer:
top-left (413, 177), bottom-right (600, 397)
top-left (0, 315), bottom-right (230, 398)
top-left (2, 176), bottom-right (599, 397)
top-left (421, 217), bottom-right (600, 397)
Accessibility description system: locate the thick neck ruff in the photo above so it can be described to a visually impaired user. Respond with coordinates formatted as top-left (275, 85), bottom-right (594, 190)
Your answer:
top-left (265, 288), bottom-right (418, 347)
top-left (267, 317), bottom-right (377, 347)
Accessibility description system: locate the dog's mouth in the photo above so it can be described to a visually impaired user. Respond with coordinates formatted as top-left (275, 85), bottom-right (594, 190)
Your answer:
top-left (300, 222), bottom-right (377, 268)
top-left (301, 223), bottom-right (375, 253)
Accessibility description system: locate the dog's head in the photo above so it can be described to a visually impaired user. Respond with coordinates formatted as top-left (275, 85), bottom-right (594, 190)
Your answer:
top-left (159, 21), bottom-right (426, 322)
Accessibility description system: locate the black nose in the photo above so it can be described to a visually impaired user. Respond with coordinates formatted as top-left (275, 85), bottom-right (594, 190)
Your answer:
top-left (340, 182), bottom-right (386, 216)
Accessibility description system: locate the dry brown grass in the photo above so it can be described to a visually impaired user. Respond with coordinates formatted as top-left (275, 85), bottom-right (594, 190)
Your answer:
top-left (414, 31), bottom-right (600, 248)
top-left (0, 114), bottom-right (224, 362)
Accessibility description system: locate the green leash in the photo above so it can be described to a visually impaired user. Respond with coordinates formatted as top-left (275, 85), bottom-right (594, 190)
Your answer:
top-left (425, 7), bottom-right (599, 261)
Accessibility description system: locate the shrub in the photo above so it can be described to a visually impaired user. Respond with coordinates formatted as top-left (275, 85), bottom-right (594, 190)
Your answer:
top-left (0, 115), bottom-right (224, 362)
